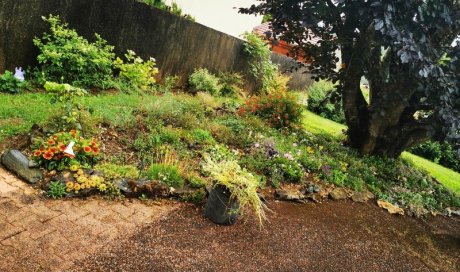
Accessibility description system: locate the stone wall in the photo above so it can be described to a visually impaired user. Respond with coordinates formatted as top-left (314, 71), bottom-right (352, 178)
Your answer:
top-left (0, 0), bottom-right (312, 90)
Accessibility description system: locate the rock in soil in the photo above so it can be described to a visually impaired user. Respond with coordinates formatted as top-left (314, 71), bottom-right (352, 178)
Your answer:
top-left (1, 149), bottom-right (42, 184)
top-left (329, 188), bottom-right (348, 200)
top-left (351, 191), bottom-right (374, 202)
top-left (275, 189), bottom-right (305, 202)
top-left (377, 200), bottom-right (404, 215)
top-left (444, 207), bottom-right (460, 217)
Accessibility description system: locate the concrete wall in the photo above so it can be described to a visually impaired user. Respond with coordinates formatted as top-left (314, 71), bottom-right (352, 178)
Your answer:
top-left (0, 0), bottom-right (312, 90)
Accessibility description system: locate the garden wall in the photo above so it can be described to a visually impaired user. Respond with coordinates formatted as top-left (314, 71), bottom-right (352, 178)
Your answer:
top-left (0, 0), bottom-right (312, 90)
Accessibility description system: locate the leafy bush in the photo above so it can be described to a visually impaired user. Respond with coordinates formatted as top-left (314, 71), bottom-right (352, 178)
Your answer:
top-left (243, 32), bottom-right (278, 94)
top-left (32, 130), bottom-right (100, 170)
top-left (237, 91), bottom-right (303, 129)
top-left (155, 75), bottom-right (179, 94)
top-left (409, 141), bottom-right (460, 172)
top-left (270, 156), bottom-right (304, 183)
top-left (218, 72), bottom-right (244, 97)
top-left (44, 81), bottom-right (88, 129)
top-left (48, 181), bottom-right (66, 199)
top-left (202, 156), bottom-right (266, 225)
top-left (188, 129), bottom-right (215, 145)
top-left (0, 69), bottom-right (25, 94)
top-left (113, 50), bottom-right (159, 91)
top-left (307, 80), bottom-right (345, 124)
top-left (94, 163), bottom-right (139, 180)
top-left (147, 163), bottom-right (184, 188)
top-left (33, 15), bottom-right (115, 88)
top-left (188, 68), bottom-right (221, 95)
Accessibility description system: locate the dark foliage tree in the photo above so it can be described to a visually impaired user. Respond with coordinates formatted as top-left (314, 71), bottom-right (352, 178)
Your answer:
top-left (241, 0), bottom-right (460, 158)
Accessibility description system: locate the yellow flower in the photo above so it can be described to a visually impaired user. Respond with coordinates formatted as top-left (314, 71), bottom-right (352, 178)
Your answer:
top-left (77, 169), bottom-right (84, 176)
top-left (69, 165), bottom-right (79, 172)
top-left (306, 146), bottom-right (315, 154)
top-left (319, 146), bottom-right (324, 151)
top-left (80, 184), bottom-right (86, 190)
top-left (74, 183), bottom-right (81, 191)
top-left (98, 184), bottom-right (107, 192)
top-left (66, 188), bottom-right (72, 193)
top-left (66, 182), bottom-right (74, 189)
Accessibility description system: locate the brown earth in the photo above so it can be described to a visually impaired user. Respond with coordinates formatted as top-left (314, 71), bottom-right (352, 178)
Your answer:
top-left (71, 201), bottom-right (460, 272)
top-left (1, 165), bottom-right (459, 272)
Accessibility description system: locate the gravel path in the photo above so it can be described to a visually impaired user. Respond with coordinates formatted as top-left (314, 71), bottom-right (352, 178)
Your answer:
top-left (72, 201), bottom-right (460, 272)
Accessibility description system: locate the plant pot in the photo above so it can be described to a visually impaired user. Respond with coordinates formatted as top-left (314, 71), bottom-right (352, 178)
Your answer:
top-left (204, 184), bottom-right (239, 225)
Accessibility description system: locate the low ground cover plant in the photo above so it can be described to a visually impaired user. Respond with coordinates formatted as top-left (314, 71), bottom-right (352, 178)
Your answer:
top-left (0, 68), bottom-right (26, 94)
top-left (188, 68), bottom-right (222, 95)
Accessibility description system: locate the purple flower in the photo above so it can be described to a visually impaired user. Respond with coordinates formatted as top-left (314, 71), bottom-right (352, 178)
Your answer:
top-left (14, 67), bottom-right (25, 82)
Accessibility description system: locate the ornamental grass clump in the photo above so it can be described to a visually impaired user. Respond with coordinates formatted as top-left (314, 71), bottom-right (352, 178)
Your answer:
top-left (202, 155), bottom-right (267, 226)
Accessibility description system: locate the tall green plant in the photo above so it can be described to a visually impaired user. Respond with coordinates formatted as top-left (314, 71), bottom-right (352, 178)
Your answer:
top-left (33, 15), bottom-right (115, 89)
top-left (243, 32), bottom-right (278, 94)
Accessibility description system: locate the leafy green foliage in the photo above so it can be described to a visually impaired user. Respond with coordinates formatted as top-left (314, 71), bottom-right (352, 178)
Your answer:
top-left (307, 80), bottom-right (345, 124)
top-left (33, 15), bottom-right (115, 88)
top-left (243, 32), bottom-right (278, 94)
top-left (188, 68), bottom-right (221, 95)
top-left (147, 163), bottom-right (184, 188)
top-left (218, 72), bottom-right (244, 97)
top-left (113, 50), bottom-right (159, 92)
top-left (0, 70), bottom-right (24, 94)
top-left (237, 91), bottom-right (303, 129)
top-left (94, 163), bottom-right (140, 180)
top-left (44, 81), bottom-right (87, 129)
top-left (410, 141), bottom-right (460, 172)
top-left (188, 175), bottom-right (207, 189)
top-left (142, 0), bottom-right (195, 21)
top-left (48, 181), bottom-right (67, 199)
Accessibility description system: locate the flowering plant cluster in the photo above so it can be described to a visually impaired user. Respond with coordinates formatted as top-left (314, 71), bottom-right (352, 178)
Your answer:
top-left (237, 92), bottom-right (302, 129)
top-left (32, 130), bottom-right (100, 170)
top-left (65, 167), bottom-right (111, 194)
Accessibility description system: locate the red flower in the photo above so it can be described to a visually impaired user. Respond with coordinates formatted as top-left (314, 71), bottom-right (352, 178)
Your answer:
top-left (92, 146), bottom-right (100, 155)
top-left (50, 147), bottom-right (58, 153)
top-left (83, 146), bottom-right (92, 153)
top-left (33, 150), bottom-right (42, 157)
top-left (43, 151), bottom-right (54, 160)
top-left (59, 144), bottom-right (67, 151)
top-left (47, 139), bottom-right (56, 145)
top-left (39, 146), bottom-right (45, 152)
top-left (52, 135), bottom-right (58, 140)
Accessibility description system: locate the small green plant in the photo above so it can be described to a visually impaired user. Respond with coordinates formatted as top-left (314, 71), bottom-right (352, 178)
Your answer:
top-left (189, 129), bottom-right (215, 145)
top-left (113, 50), bottom-right (159, 92)
top-left (155, 75), bottom-right (179, 93)
top-left (270, 156), bottom-right (304, 183)
top-left (188, 68), bottom-right (222, 95)
top-left (237, 91), bottom-right (303, 129)
top-left (202, 156), bottom-right (267, 226)
top-left (0, 69), bottom-right (25, 94)
top-left (218, 72), bottom-right (244, 97)
top-left (48, 181), bottom-right (66, 199)
top-left (307, 80), bottom-right (345, 124)
top-left (44, 81), bottom-right (87, 130)
top-left (243, 32), bottom-right (278, 94)
top-left (33, 15), bottom-right (115, 88)
top-left (188, 175), bottom-right (207, 189)
top-left (95, 163), bottom-right (139, 180)
top-left (147, 163), bottom-right (184, 188)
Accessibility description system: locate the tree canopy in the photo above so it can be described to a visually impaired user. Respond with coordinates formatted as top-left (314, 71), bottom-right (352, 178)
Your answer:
top-left (241, 0), bottom-right (460, 158)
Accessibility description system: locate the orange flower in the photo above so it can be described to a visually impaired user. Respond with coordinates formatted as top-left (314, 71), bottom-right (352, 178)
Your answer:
top-left (70, 130), bottom-right (77, 137)
top-left (50, 147), bottom-right (58, 153)
top-left (47, 139), bottom-right (55, 145)
top-left (92, 146), bottom-right (100, 155)
top-left (59, 144), bottom-right (67, 151)
top-left (83, 146), bottom-right (92, 153)
top-left (39, 146), bottom-right (45, 151)
top-left (52, 135), bottom-right (58, 140)
top-left (33, 150), bottom-right (42, 157)
top-left (43, 151), bottom-right (54, 160)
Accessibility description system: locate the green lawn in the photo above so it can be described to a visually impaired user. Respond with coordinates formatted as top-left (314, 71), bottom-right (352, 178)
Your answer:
top-left (302, 110), bottom-right (460, 195)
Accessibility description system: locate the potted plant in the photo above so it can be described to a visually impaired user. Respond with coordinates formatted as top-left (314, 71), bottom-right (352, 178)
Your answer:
top-left (202, 156), bottom-right (267, 226)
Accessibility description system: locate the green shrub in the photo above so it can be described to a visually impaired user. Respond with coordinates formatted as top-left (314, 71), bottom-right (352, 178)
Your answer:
top-left (307, 80), bottom-right (345, 124)
top-left (243, 32), bottom-right (278, 94)
top-left (155, 75), bottom-right (179, 94)
top-left (147, 163), bottom-right (184, 188)
top-left (113, 50), bottom-right (159, 92)
top-left (188, 175), bottom-right (207, 189)
top-left (188, 68), bottom-right (222, 95)
top-left (0, 69), bottom-right (25, 94)
top-left (409, 141), bottom-right (460, 172)
top-left (48, 181), bottom-right (66, 199)
top-left (95, 163), bottom-right (139, 180)
top-left (188, 129), bottom-right (215, 145)
top-left (237, 91), bottom-right (303, 129)
top-left (270, 156), bottom-right (304, 183)
top-left (33, 15), bottom-right (115, 88)
top-left (218, 72), bottom-right (244, 97)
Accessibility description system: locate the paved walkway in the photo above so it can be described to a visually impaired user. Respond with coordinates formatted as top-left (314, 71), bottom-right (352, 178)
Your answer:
top-left (0, 167), bottom-right (177, 271)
